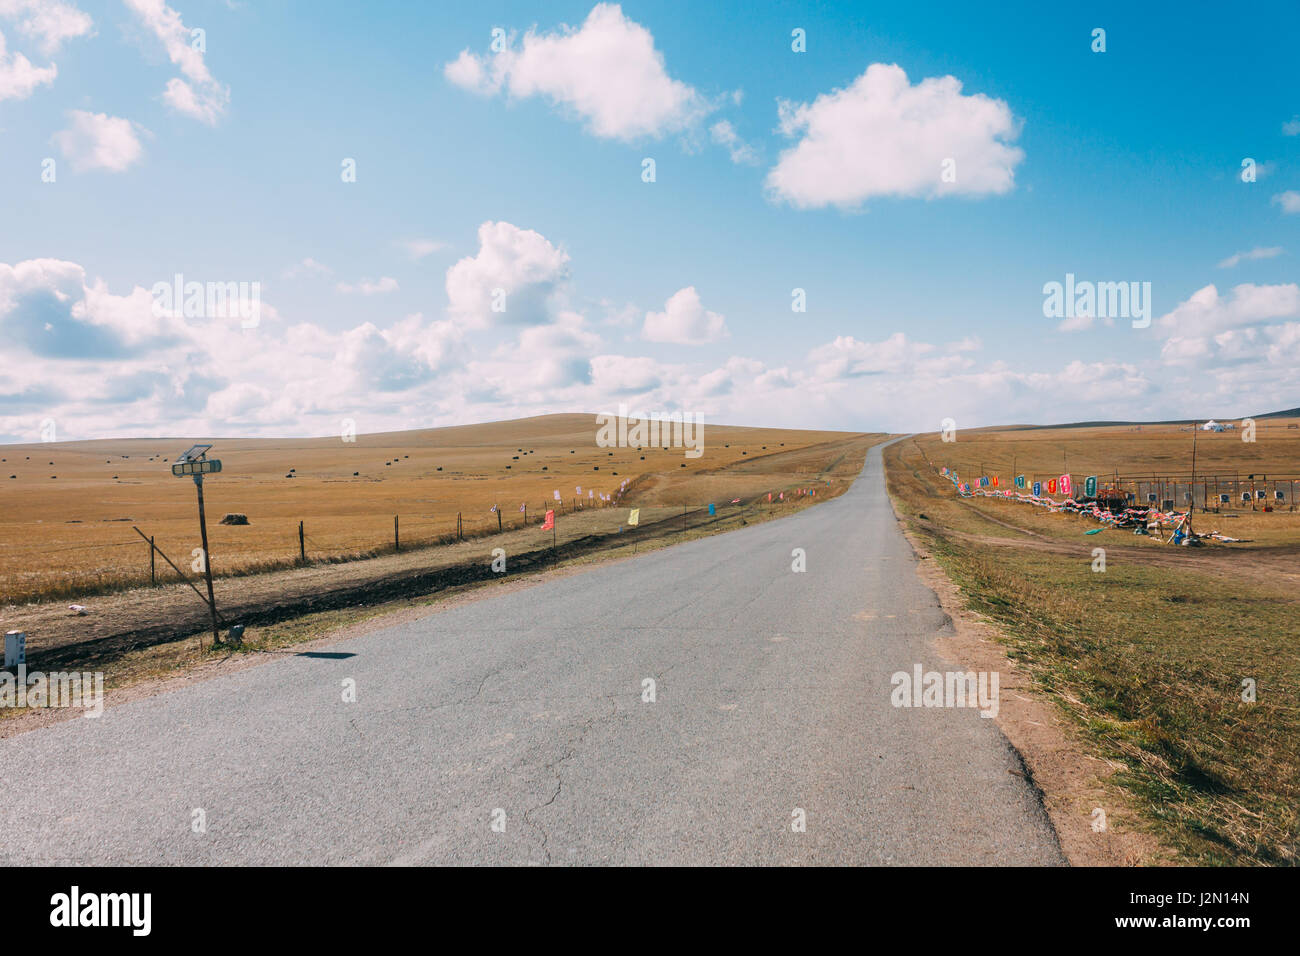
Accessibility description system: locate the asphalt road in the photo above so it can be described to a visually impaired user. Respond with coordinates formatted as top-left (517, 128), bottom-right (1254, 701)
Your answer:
top-left (0, 441), bottom-right (1063, 865)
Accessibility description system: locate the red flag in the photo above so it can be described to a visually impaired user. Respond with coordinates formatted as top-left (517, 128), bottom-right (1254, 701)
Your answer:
top-left (1047, 478), bottom-right (1057, 495)
top-left (541, 509), bottom-right (555, 531)
top-left (767, 492), bottom-right (772, 502)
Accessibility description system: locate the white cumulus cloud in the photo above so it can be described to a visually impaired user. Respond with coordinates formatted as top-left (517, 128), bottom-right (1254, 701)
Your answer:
top-left (1156, 282), bottom-right (1300, 338)
top-left (0, 0), bottom-right (92, 55)
top-left (0, 28), bottom-right (55, 100)
top-left (444, 3), bottom-right (710, 141)
top-left (766, 63), bottom-right (1024, 210)
top-left (446, 221), bottom-right (570, 327)
top-left (642, 286), bottom-right (728, 344)
top-left (51, 110), bottom-right (145, 172)
top-left (1155, 282), bottom-right (1300, 376)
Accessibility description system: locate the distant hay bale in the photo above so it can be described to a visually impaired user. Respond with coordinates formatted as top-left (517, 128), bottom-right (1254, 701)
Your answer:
top-left (220, 513), bottom-right (250, 525)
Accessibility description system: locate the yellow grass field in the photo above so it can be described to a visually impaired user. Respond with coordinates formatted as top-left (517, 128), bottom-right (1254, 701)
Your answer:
top-left (915, 415), bottom-right (1300, 547)
top-left (0, 413), bottom-right (867, 606)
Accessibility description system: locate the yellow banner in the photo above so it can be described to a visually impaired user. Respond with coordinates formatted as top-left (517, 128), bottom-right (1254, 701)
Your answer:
top-left (628, 508), bottom-right (640, 526)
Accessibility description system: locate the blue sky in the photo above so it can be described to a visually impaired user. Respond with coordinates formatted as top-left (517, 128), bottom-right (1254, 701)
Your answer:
top-left (1, 0), bottom-right (1298, 442)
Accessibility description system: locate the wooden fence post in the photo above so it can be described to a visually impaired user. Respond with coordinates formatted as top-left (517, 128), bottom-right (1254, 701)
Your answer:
top-left (394, 515), bottom-right (400, 552)
top-left (299, 520), bottom-right (305, 563)
top-left (150, 535), bottom-right (156, 585)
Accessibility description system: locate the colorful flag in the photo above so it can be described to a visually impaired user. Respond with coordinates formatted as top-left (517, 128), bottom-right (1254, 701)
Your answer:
top-left (1047, 478), bottom-right (1057, 494)
top-left (708, 503), bottom-right (716, 515)
top-left (1059, 474), bottom-right (1072, 496)
top-left (1033, 481), bottom-right (1042, 496)
top-left (553, 490), bottom-right (560, 501)
top-left (767, 492), bottom-right (772, 502)
top-left (541, 509), bottom-right (555, 531)
top-left (730, 498), bottom-right (740, 503)
top-left (489, 504), bottom-right (496, 513)
top-left (519, 503), bottom-right (526, 512)
top-left (628, 508), bottom-right (640, 526)
top-left (575, 486), bottom-right (582, 494)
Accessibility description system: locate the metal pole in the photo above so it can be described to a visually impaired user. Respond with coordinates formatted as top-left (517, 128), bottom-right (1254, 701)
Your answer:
top-left (194, 475), bottom-right (220, 648)
top-left (497, 506), bottom-right (502, 533)
top-left (150, 535), bottom-right (156, 586)
top-left (394, 515), bottom-right (400, 551)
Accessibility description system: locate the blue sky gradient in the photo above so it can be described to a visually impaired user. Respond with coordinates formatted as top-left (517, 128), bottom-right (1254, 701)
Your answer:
top-left (1, 1), bottom-right (1297, 441)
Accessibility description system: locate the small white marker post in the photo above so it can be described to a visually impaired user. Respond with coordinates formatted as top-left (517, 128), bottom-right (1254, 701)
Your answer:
top-left (4, 631), bottom-right (25, 669)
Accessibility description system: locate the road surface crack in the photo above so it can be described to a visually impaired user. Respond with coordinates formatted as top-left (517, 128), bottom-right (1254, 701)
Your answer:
top-left (522, 695), bottom-right (622, 865)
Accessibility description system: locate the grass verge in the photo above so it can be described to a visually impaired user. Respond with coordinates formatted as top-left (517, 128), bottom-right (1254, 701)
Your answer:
top-left (886, 438), bottom-right (1299, 865)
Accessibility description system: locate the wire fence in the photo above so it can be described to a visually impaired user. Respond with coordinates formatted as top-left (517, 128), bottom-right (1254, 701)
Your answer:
top-left (0, 484), bottom-right (834, 606)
